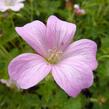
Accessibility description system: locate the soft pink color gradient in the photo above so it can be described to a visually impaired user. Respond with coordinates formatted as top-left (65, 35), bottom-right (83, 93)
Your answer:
top-left (0, 0), bottom-right (25, 12)
top-left (8, 15), bottom-right (97, 97)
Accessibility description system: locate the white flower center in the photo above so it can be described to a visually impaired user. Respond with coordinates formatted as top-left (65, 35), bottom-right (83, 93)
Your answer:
top-left (5, 0), bottom-right (16, 6)
top-left (46, 49), bottom-right (63, 64)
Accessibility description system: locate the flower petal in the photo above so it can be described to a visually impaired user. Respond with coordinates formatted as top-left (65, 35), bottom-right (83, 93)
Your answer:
top-left (0, 0), bottom-right (4, 4)
top-left (9, 3), bottom-right (24, 11)
top-left (15, 21), bottom-right (48, 57)
top-left (0, 5), bottom-right (9, 12)
top-left (17, 0), bottom-right (25, 2)
top-left (63, 39), bottom-right (97, 70)
top-left (8, 53), bottom-right (51, 89)
top-left (46, 15), bottom-right (76, 50)
top-left (52, 57), bottom-right (93, 97)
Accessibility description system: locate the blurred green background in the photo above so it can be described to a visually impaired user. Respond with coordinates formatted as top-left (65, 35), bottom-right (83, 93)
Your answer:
top-left (0, 0), bottom-right (109, 109)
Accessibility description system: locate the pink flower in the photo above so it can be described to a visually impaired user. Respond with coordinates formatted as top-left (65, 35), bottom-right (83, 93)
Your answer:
top-left (74, 4), bottom-right (86, 16)
top-left (8, 15), bottom-right (97, 97)
top-left (0, 0), bottom-right (25, 12)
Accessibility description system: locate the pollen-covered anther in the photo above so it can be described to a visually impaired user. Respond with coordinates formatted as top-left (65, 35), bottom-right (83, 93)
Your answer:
top-left (47, 49), bottom-right (63, 64)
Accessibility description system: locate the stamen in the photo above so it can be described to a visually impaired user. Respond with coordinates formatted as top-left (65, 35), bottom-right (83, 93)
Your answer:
top-left (46, 49), bottom-right (63, 64)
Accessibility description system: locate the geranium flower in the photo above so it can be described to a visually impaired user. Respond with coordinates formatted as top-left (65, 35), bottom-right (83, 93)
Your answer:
top-left (74, 4), bottom-right (86, 16)
top-left (8, 15), bottom-right (97, 97)
top-left (0, 0), bottom-right (25, 12)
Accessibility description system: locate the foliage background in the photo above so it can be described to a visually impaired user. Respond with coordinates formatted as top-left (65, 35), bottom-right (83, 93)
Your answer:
top-left (0, 0), bottom-right (109, 109)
